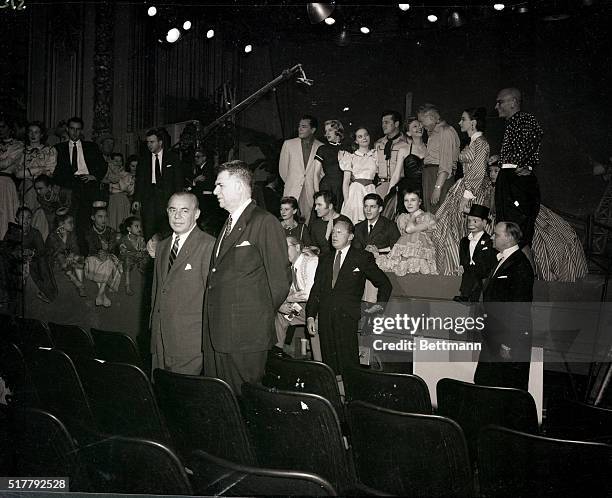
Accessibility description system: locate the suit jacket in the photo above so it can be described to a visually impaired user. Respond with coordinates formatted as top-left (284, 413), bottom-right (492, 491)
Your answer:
top-left (482, 248), bottom-right (534, 355)
top-left (53, 140), bottom-right (107, 187)
top-left (459, 232), bottom-right (497, 278)
top-left (279, 137), bottom-right (323, 223)
top-left (150, 227), bottom-right (215, 357)
top-left (135, 149), bottom-right (184, 205)
top-left (306, 247), bottom-right (392, 322)
top-left (204, 201), bottom-right (291, 353)
top-left (307, 217), bottom-right (333, 255)
top-left (353, 216), bottom-right (401, 253)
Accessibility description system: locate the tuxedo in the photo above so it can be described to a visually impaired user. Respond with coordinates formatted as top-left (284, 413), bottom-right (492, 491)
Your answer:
top-left (279, 136), bottom-right (323, 224)
top-left (353, 216), bottom-right (400, 253)
top-left (306, 247), bottom-right (392, 375)
top-left (474, 247), bottom-right (534, 390)
top-left (135, 149), bottom-right (184, 240)
top-left (203, 201), bottom-right (291, 394)
top-left (53, 140), bottom-right (107, 253)
top-left (458, 231), bottom-right (497, 301)
top-left (150, 226), bottom-right (215, 375)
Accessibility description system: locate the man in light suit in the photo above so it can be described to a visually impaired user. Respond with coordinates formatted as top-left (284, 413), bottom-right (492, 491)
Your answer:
top-left (474, 221), bottom-right (534, 391)
top-left (203, 160), bottom-right (291, 394)
top-left (150, 192), bottom-right (215, 375)
top-left (133, 128), bottom-right (184, 241)
top-left (273, 235), bottom-right (320, 359)
top-left (278, 115), bottom-right (323, 224)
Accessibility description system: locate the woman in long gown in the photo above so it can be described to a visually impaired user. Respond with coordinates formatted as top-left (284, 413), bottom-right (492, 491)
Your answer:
top-left (431, 107), bottom-right (490, 276)
top-left (313, 119), bottom-right (347, 212)
top-left (0, 117), bottom-right (22, 240)
top-left (477, 157), bottom-right (588, 282)
top-left (383, 117), bottom-right (427, 219)
top-left (340, 127), bottom-right (377, 224)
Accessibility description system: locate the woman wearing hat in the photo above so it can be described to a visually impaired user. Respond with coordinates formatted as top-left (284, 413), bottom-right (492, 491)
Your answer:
top-left (432, 107), bottom-right (490, 275)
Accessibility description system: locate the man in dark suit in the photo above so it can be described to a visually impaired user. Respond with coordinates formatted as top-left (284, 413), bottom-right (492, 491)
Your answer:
top-left (353, 193), bottom-right (400, 254)
top-left (306, 215), bottom-right (392, 376)
top-left (53, 116), bottom-right (107, 252)
top-left (474, 221), bottom-right (534, 391)
top-left (203, 160), bottom-right (291, 394)
top-left (150, 192), bottom-right (215, 375)
top-left (133, 128), bottom-right (184, 241)
top-left (454, 204), bottom-right (497, 303)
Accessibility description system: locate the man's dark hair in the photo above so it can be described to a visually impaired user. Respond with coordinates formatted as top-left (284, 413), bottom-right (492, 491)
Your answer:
top-left (502, 221), bottom-right (522, 244)
top-left (381, 110), bottom-right (402, 124)
top-left (218, 160), bottom-right (253, 190)
top-left (314, 190), bottom-right (336, 209)
top-left (145, 127), bottom-right (164, 147)
top-left (300, 114), bottom-right (319, 131)
top-left (34, 174), bottom-right (52, 187)
top-left (363, 193), bottom-right (384, 208)
top-left (334, 214), bottom-right (355, 234)
top-left (67, 116), bottom-right (84, 128)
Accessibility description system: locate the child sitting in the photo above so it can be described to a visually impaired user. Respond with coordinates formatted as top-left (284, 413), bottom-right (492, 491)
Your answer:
top-left (84, 202), bottom-right (122, 307)
top-left (45, 209), bottom-right (86, 297)
top-left (377, 190), bottom-right (438, 275)
top-left (118, 216), bottom-right (149, 295)
top-left (453, 204), bottom-right (497, 303)
top-left (32, 174), bottom-right (70, 241)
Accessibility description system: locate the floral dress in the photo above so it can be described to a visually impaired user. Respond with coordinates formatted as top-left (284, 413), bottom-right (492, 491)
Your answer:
top-left (377, 210), bottom-right (438, 275)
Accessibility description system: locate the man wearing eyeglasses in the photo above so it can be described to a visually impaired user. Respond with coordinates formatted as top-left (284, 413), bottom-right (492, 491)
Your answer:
top-left (494, 88), bottom-right (543, 265)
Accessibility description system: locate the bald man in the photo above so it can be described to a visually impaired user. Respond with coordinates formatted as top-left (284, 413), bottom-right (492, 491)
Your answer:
top-left (494, 87), bottom-right (543, 258)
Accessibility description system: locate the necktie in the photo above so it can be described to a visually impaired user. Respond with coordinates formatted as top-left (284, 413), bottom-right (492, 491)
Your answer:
top-left (155, 154), bottom-right (161, 182)
top-left (168, 235), bottom-right (179, 271)
top-left (368, 224), bottom-right (373, 235)
top-left (71, 142), bottom-right (78, 170)
top-left (332, 250), bottom-right (341, 288)
top-left (224, 215), bottom-right (233, 239)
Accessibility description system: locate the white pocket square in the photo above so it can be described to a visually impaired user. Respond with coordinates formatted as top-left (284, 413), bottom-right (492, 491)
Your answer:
top-left (236, 241), bottom-right (251, 247)
top-left (481, 247), bottom-right (488, 251)
top-left (496, 275), bottom-right (508, 279)
top-left (184, 263), bottom-right (192, 270)
top-left (166, 164), bottom-right (173, 168)
top-left (352, 268), bottom-right (360, 272)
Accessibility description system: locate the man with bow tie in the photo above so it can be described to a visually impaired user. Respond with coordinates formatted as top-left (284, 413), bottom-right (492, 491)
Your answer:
top-left (150, 192), bottom-right (215, 376)
top-left (454, 204), bottom-right (497, 303)
top-left (306, 215), bottom-right (392, 377)
top-left (474, 221), bottom-right (534, 391)
top-left (203, 160), bottom-right (291, 394)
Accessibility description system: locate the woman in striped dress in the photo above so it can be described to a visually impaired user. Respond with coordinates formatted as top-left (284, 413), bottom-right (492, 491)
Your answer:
top-left (478, 157), bottom-right (588, 282)
top-left (431, 107), bottom-right (490, 275)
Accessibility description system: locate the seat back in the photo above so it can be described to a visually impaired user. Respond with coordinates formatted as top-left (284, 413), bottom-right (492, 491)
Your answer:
top-left (80, 435), bottom-right (192, 495)
top-left (343, 367), bottom-right (432, 413)
top-left (75, 358), bottom-right (171, 445)
top-left (478, 425), bottom-right (612, 498)
top-left (436, 378), bottom-right (538, 459)
top-left (11, 318), bottom-right (54, 354)
top-left (263, 356), bottom-right (344, 418)
top-left (91, 328), bottom-right (142, 366)
top-left (191, 448), bottom-right (337, 496)
top-left (29, 348), bottom-right (96, 440)
top-left (348, 401), bottom-right (473, 497)
top-left (48, 322), bottom-right (95, 358)
top-left (546, 398), bottom-right (612, 444)
top-left (241, 383), bottom-right (354, 494)
top-left (153, 369), bottom-right (255, 465)
top-left (0, 342), bottom-right (37, 406)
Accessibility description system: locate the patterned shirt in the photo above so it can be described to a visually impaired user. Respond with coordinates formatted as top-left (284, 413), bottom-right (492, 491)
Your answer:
top-left (499, 111), bottom-right (543, 171)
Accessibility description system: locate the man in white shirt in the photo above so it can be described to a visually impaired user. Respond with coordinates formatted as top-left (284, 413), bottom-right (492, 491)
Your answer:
top-left (273, 236), bottom-right (320, 358)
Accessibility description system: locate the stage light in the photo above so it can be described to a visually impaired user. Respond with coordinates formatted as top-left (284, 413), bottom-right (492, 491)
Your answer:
top-left (206, 29), bottom-right (215, 39)
top-left (244, 44), bottom-right (253, 53)
top-left (343, 106), bottom-right (350, 112)
top-left (325, 17), bottom-right (336, 25)
top-left (427, 14), bottom-right (438, 22)
top-left (493, 3), bottom-right (505, 10)
top-left (307, 3), bottom-right (336, 24)
top-left (147, 6), bottom-right (157, 17)
top-left (517, 5), bottom-right (529, 13)
top-left (360, 26), bottom-right (370, 34)
top-left (166, 28), bottom-right (181, 43)
top-left (183, 21), bottom-right (192, 30)
top-left (398, 4), bottom-right (410, 11)
top-left (448, 11), bottom-right (465, 27)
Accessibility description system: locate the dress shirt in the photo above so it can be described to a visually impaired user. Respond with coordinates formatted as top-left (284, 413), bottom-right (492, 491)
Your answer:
top-left (367, 217), bottom-right (378, 234)
top-left (69, 140), bottom-right (90, 175)
top-left (374, 134), bottom-right (409, 180)
top-left (493, 244), bottom-right (520, 275)
top-left (499, 111), bottom-right (543, 171)
top-left (215, 198), bottom-right (252, 258)
top-left (301, 136), bottom-right (315, 168)
top-left (423, 121), bottom-right (460, 176)
top-left (171, 223), bottom-right (196, 256)
top-left (467, 230), bottom-right (485, 265)
top-left (334, 244), bottom-right (351, 270)
top-left (150, 149), bottom-right (164, 184)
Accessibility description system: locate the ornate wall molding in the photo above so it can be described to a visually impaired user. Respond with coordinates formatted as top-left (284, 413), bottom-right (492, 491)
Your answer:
top-left (92, 2), bottom-right (114, 140)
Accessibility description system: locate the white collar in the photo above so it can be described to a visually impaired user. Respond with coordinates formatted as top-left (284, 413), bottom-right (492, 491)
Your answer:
top-left (229, 198), bottom-right (252, 222)
top-left (497, 244), bottom-right (520, 261)
top-left (468, 230), bottom-right (484, 242)
top-left (173, 223), bottom-right (196, 242)
top-left (470, 131), bottom-right (483, 143)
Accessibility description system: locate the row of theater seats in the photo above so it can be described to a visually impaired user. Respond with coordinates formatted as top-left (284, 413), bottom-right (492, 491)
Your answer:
top-left (1, 316), bottom-right (612, 496)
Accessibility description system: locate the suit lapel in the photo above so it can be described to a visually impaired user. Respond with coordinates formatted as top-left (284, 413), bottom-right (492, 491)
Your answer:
top-left (368, 220), bottom-right (384, 243)
top-left (159, 236), bottom-right (171, 282)
top-left (216, 203), bottom-right (253, 264)
top-left (335, 247), bottom-right (356, 287)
